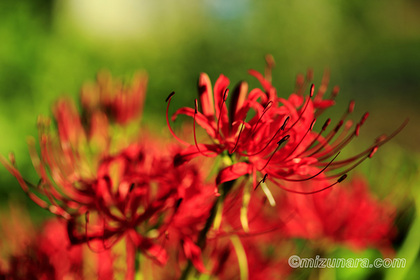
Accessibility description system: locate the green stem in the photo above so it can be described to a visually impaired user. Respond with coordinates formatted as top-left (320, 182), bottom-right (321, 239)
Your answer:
top-left (179, 180), bottom-right (236, 280)
top-left (126, 234), bottom-right (136, 280)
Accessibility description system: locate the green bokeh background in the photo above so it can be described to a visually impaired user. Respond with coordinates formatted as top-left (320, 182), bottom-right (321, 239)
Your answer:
top-left (0, 0), bottom-right (419, 279)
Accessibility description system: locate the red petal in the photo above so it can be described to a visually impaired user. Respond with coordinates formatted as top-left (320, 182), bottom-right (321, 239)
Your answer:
top-left (198, 73), bottom-right (215, 118)
top-left (213, 75), bottom-right (230, 136)
top-left (216, 162), bottom-right (252, 185)
top-left (229, 81), bottom-right (249, 123)
top-left (174, 144), bottom-right (220, 166)
top-left (248, 69), bottom-right (272, 92)
top-left (183, 237), bottom-right (206, 273)
top-left (129, 231), bottom-right (168, 265)
top-left (172, 107), bottom-right (217, 138)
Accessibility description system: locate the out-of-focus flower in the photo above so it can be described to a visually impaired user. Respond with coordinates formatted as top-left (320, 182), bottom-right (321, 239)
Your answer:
top-left (0, 211), bottom-right (85, 280)
top-left (0, 71), bottom-right (215, 270)
top-left (167, 57), bottom-right (407, 196)
top-left (280, 175), bottom-right (396, 255)
top-left (1, 70), bottom-right (149, 221)
top-left (81, 70), bottom-right (148, 125)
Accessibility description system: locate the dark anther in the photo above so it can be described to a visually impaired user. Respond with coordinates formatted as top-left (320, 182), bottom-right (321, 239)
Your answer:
top-left (175, 198), bottom-right (183, 209)
top-left (262, 174), bottom-right (268, 183)
top-left (165, 91), bottom-right (175, 102)
top-left (277, 135), bottom-right (290, 145)
top-left (281, 116), bottom-right (290, 130)
top-left (223, 88), bottom-right (229, 101)
top-left (310, 119), bottom-right (316, 130)
top-left (334, 120), bottom-right (344, 133)
top-left (337, 174), bottom-right (347, 183)
top-left (322, 118), bottom-right (331, 131)
top-left (309, 83), bottom-right (315, 98)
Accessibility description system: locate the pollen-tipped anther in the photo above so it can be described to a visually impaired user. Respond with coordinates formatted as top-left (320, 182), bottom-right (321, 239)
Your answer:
top-left (334, 120), bottom-right (344, 133)
top-left (165, 91), bottom-right (175, 102)
top-left (194, 99), bottom-right (198, 114)
top-left (337, 174), bottom-right (347, 183)
top-left (223, 88), bottom-right (229, 101)
top-left (322, 118), bottom-right (331, 131)
top-left (310, 119), bottom-right (316, 130)
top-left (262, 173), bottom-right (268, 183)
top-left (277, 135), bottom-right (290, 146)
top-left (281, 116), bottom-right (290, 131)
top-left (310, 83), bottom-right (315, 98)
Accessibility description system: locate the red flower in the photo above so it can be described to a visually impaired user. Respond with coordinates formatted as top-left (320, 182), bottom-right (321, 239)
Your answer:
top-left (81, 70), bottom-right (148, 125)
top-left (0, 71), bottom-right (215, 268)
top-left (167, 59), bottom-right (408, 195)
top-left (0, 217), bottom-right (84, 280)
top-left (280, 175), bottom-right (396, 255)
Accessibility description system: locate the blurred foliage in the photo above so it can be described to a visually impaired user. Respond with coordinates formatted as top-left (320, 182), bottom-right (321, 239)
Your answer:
top-left (0, 0), bottom-right (419, 279)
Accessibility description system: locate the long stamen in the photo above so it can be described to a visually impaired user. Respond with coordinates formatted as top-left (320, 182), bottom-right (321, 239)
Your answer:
top-left (319, 118), bottom-right (408, 169)
top-left (216, 89), bottom-right (229, 139)
top-left (193, 99), bottom-right (216, 157)
top-left (295, 118), bottom-right (331, 158)
top-left (319, 146), bottom-right (378, 179)
top-left (311, 104), bottom-right (360, 158)
top-left (305, 119), bottom-right (344, 157)
top-left (282, 151), bottom-right (341, 182)
top-left (254, 173), bottom-right (268, 190)
top-left (248, 101), bottom-right (273, 139)
top-left (234, 101), bottom-right (272, 154)
top-left (230, 118), bottom-right (246, 154)
top-left (272, 174), bottom-right (347, 195)
top-left (281, 119), bottom-right (316, 162)
top-left (314, 112), bottom-right (369, 161)
top-left (241, 115), bottom-right (289, 157)
top-left (165, 92), bottom-right (189, 146)
top-left (258, 135), bottom-right (290, 171)
top-left (316, 119), bottom-right (363, 161)
top-left (283, 84), bottom-right (314, 133)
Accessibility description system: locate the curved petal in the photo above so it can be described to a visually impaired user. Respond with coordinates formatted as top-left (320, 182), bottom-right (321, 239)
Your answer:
top-left (216, 162), bottom-right (252, 185)
top-left (183, 237), bottom-right (206, 273)
top-left (174, 144), bottom-right (220, 166)
top-left (172, 107), bottom-right (217, 138)
top-left (198, 73), bottom-right (215, 118)
top-left (248, 69), bottom-right (272, 92)
top-left (213, 75), bottom-right (230, 137)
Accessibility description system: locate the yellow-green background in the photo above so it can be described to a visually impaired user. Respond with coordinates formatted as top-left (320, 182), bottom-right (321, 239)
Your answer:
top-left (0, 1), bottom-right (419, 279)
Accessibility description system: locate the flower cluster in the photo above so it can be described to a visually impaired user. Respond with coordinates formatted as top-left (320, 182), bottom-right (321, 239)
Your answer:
top-left (1, 59), bottom-right (406, 279)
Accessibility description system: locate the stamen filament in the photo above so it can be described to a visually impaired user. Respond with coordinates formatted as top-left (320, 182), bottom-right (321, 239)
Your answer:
top-left (258, 135), bottom-right (290, 171)
top-left (282, 151), bottom-right (341, 182)
top-left (165, 92), bottom-right (189, 146)
top-left (271, 174), bottom-right (347, 195)
top-left (193, 99), bottom-right (216, 157)
top-left (216, 88), bottom-right (229, 139)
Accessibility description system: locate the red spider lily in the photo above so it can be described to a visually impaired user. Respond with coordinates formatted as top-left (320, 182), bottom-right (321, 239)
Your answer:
top-left (0, 71), bottom-right (214, 269)
top-left (280, 176), bottom-right (396, 255)
top-left (81, 70), bottom-right (148, 125)
top-left (0, 218), bottom-right (84, 280)
top-left (167, 59), bottom-right (408, 196)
